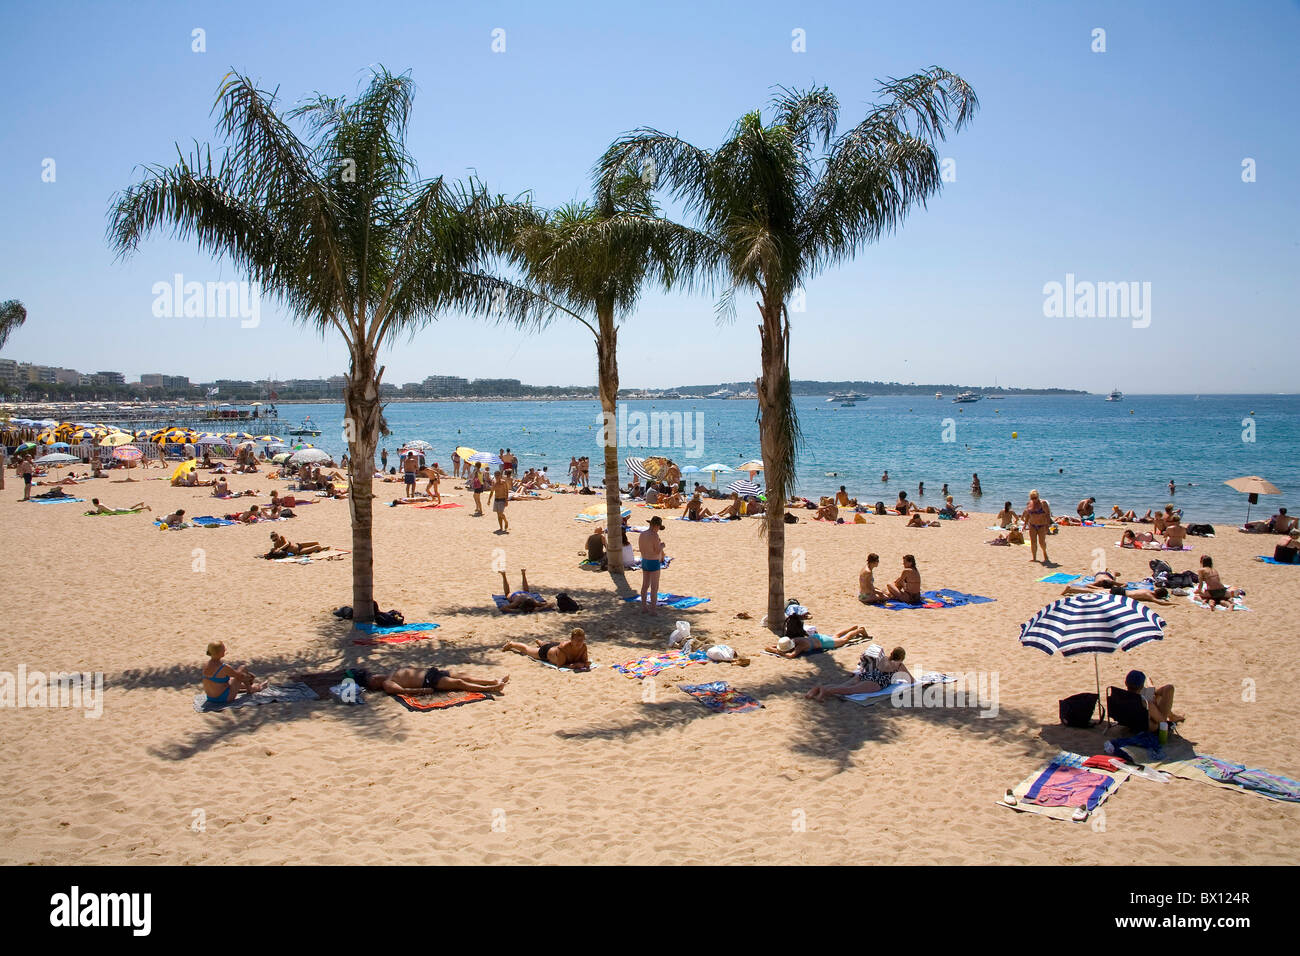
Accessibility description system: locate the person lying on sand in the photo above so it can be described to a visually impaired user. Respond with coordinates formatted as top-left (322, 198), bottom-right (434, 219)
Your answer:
top-left (304, 666), bottom-right (509, 697)
top-left (497, 570), bottom-right (552, 612)
top-left (503, 627), bottom-right (590, 669)
top-left (1060, 582), bottom-right (1174, 605)
top-left (89, 497), bottom-right (148, 513)
top-left (858, 553), bottom-right (885, 604)
top-left (886, 555), bottom-right (923, 603)
top-left (1110, 505), bottom-right (1136, 521)
top-left (906, 513), bottom-right (939, 527)
top-left (233, 504), bottom-right (263, 523)
top-left (1121, 529), bottom-right (1157, 547)
top-left (265, 532), bottom-right (327, 558)
top-left (716, 493), bottom-right (743, 520)
top-left (768, 623), bottom-right (867, 659)
top-left (805, 645), bottom-right (911, 701)
top-left (203, 641), bottom-right (266, 704)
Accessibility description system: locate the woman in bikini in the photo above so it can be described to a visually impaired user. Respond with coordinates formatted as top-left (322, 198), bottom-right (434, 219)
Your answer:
top-left (1195, 555), bottom-right (1236, 609)
top-left (886, 554), bottom-right (923, 603)
top-left (503, 627), bottom-right (591, 669)
top-left (1022, 489), bottom-right (1053, 563)
top-left (265, 532), bottom-right (326, 558)
top-left (858, 553), bottom-right (885, 604)
top-left (202, 642), bottom-right (265, 704)
top-left (805, 646), bottom-right (911, 700)
top-left (767, 622), bottom-right (868, 659)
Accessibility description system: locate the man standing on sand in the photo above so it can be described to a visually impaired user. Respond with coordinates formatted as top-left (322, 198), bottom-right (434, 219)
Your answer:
top-left (492, 470), bottom-right (510, 533)
top-left (19, 455), bottom-right (34, 500)
top-left (638, 515), bottom-right (666, 613)
top-left (381, 448), bottom-right (388, 471)
top-left (403, 452), bottom-right (418, 496)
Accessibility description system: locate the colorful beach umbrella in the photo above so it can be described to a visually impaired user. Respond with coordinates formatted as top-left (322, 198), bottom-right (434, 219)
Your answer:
top-left (171, 460), bottom-right (198, 481)
top-left (290, 448), bottom-right (331, 463)
top-left (455, 446), bottom-right (478, 461)
top-left (112, 445), bottom-right (143, 461)
top-left (468, 451), bottom-right (503, 466)
top-left (625, 456), bottom-right (652, 482)
top-left (738, 459), bottom-right (764, 472)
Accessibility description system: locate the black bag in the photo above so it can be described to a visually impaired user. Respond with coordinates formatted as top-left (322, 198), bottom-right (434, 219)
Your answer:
top-left (1148, 559), bottom-right (1173, 577)
top-left (1166, 570), bottom-right (1198, 588)
top-left (374, 608), bottom-right (405, 627)
top-left (555, 593), bottom-right (581, 613)
top-left (784, 512), bottom-right (798, 524)
top-left (1059, 692), bottom-right (1100, 728)
top-left (1186, 523), bottom-right (1215, 537)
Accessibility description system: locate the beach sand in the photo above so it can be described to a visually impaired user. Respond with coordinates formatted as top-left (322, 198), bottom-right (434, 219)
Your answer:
top-left (1, 471), bottom-right (1296, 865)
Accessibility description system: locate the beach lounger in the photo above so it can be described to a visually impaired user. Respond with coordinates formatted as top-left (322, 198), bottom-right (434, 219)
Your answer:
top-left (679, 681), bottom-right (762, 713)
top-left (620, 592), bottom-right (710, 610)
top-left (192, 682), bottom-right (319, 713)
top-left (998, 751), bottom-right (1130, 822)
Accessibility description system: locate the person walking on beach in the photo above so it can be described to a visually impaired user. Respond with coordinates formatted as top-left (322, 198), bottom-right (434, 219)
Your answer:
top-left (638, 516), bottom-right (666, 613)
top-left (18, 455), bottom-right (34, 500)
top-left (492, 470), bottom-right (510, 533)
top-left (1023, 489), bottom-right (1053, 563)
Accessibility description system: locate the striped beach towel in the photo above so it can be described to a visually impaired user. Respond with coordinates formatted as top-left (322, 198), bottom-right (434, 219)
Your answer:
top-left (680, 681), bottom-right (762, 713)
top-left (621, 592), bottom-right (710, 610)
top-left (612, 650), bottom-right (709, 679)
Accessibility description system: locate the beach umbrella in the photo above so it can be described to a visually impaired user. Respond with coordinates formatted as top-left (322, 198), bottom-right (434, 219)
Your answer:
top-left (579, 503), bottom-right (630, 522)
top-left (727, 478), bottom-right (762, 497)
top-left (625, 456), bottom-right (652, 482)
top-left (468, 451), bottom-right (503, 467)
top-left (271, 453), bottom-right (292, 464)
top-left (1019, 592), bottom-right (1166, 719)
top-left (1224, 475), bottom-right (1281, 524)
top-left (403, 439), bottom-right (433, 450)
top-left (13, 441), bottom-right (38, 456)
top-left (642, 456), bottom-right (676, 480)
top-left (700, 463), bottom-right (732, 486)
top-left (112, 445), bottom-right (143, 461)
top-left (34, 453), bottom-right (79, 465)
top-left (455, 446), bottom-right (478, 461)
top-left (680, 465), bottom-right (701, 474)
top-left (196, 434), bottom-right (229, 446)
top-left (99, 432), bottom-right (135, 447)
top-left (171, 460), bottom-right (198, 481)
top-left (738, 459), bottom-right (764, 472)
top-left (49, 441), bottom-right (71, 450)
top-left (253, 435), bottom-right (279, 442)
top-left (290, 448), bottom-right (331, 464)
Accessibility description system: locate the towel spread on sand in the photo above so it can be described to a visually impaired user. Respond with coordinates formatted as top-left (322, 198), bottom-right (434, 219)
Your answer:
top-left (672, 515), bottom-right (730, 523)
top-left (1118, 739), bottom-right (1300, 803)
top-left (1187, 593), bottom-right (1250, 611)
top-left (537, 658), bottom-right (600, 673)
top-left (621, 592), bottom-right (710, 610)
top-left (872, 588), bottom-right (995, 611)
top-left (999, 751), bottom-right (1130, 821)
top-left (492, 592), bottom-right (552, 612)
top-left (351, 621), bottom-right (440, 645)
top-left (1255, 555), bottom-right (1300, 566)
top-left (416, 502), bottom-right (462, 509)
top-left (844, 672), bottom-right (956, 706)
top-left (680, 681), bottom-right (762, 713)
top-left (1037, 572), bottom-right (1082, 584)
top-left (394, 691), bottom-right (490, 712)
top-left (83, 508), bottom-right (143, 516)
top-left (193, 682), bottom-right (318, 713)
top-left (612, 650), bottom-right (709, 679)
top-left (30, 497), bottom-right (86, 504)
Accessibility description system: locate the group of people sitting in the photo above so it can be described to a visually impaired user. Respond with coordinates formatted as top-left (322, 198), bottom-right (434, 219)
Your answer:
top-left (857, 553), bottom-right (925, 605)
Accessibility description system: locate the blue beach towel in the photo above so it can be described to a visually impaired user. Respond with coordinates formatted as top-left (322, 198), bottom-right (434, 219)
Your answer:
top-left (353, 621), bottom-right (440, 635)
top-left (1256, 555), bottom-right (1300, 566)
top-left (492, 592), bottom-right (553, 612)
top-left (192, 515), bottom-right (236, 527)
top-left (621, 592), bottom-right (711, 610)
top-left (874, 589), bottom-right (994, 611)
top-left (1037, 572), bottom-right (1081, 584)
top-left (30, 497), bottom-right (85, 504)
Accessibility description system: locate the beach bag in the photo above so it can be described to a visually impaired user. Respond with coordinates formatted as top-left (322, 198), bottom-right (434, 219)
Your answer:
top-left (668, 621), bottom-right (691, 647)
top-left (1186, 523), bottom-right (1215, 537)
top-left (784, 512), bottom-right (798, 524)
top-left (706, 645), bottom-right (736, 662)
top-left (1148, 559), bottom-right (1173, 577)
top-left (374, 608), bottom-right (405, 627)
top-left (555, 593), bottom-right (581, 613)
top-left (1059, 692), bottom-right (1100, 728)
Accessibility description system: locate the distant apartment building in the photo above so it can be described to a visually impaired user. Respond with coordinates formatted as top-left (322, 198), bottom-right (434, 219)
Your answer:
top-left (19, 363), bottom-right (57, 384)
top-left (0, 359), bottom-right (17, 387)
top-left (401, 382), bottom-right (427, 396)
top-left (54, 368), bottom-right (80, 384)
top-left (470, 377), bottom-right (522, 395)
top-left (140, 373), bottom-right (164, 387)
top-left (423, 374), bottom-right (468, 396)
top-left (164, 375), bottom-right (190, 390)
top-left (93, 371), bottom-right (126, 385)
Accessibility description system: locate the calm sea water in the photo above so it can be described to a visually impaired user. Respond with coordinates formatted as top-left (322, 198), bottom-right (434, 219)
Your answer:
top-left (284, 394), bottom-right (1298, 525)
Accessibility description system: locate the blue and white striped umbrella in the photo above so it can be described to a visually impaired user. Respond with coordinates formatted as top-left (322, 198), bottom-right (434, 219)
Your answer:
top-left (727, 478), bottom-right (762, 497)
top-left (625, 456), bottom-right (652, 481)
top-left (468, 451), bottom-right (503, 467)
top-left (1020, 592), bottom-right (1166, 657)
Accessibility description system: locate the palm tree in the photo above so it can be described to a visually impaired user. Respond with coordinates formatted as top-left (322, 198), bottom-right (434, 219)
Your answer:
top-left (598, 71), bottom-right (977, 629)
top-left (0, 300), bottom-right (26, 351)
top-left (504, 169), bottom-right (706, 572)
top-left (108, 67), bottom-right (542, 624)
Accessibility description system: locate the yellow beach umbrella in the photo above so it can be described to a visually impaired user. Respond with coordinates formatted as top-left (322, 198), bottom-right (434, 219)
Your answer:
top-left (171, 460), bottom-right (198, 482)
top-left (100, 432), bottom-right (135, 447)
top-left (455, 446), bottom-right (478, 461)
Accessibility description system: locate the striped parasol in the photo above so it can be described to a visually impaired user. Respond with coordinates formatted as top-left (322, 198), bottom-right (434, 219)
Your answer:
top-left (625, 456), bottom-right (652, 481)
top-left (727, 478), bottom-right (762, 497)
top-left (1020, 592), bottom-right (1166, 721)
top-left (468, 451), bottom-right (503, 467)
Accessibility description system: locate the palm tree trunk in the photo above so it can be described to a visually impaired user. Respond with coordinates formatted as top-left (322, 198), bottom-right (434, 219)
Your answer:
top-left (597, 303), bottom-right (624, 574)
top-left (344, 352), bottom-right (383, 625)
top-left (757, 298), bottom-right (788, 632)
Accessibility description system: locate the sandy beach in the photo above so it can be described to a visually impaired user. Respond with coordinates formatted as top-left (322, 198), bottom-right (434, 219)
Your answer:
top-left (0, 470), bottom-right (1296, 865)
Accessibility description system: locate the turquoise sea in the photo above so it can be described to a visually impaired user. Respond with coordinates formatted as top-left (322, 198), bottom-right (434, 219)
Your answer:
top-left (284, 394), bottom-right (1298, 525)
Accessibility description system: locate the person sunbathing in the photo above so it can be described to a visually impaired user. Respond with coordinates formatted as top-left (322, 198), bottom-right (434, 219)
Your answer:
top-left (89, 497), bottom-right (148, 513)
top-left (886, 555), bottom-right (923, 603)
top-left (995, 502), bottom-right (1018, 529)
top-left (1162, 516), bottom-right (1188, 550)
top-left (1060, 582), bottom-right (1173, 605)
top-left (768, 622), bottom-right (867, 658)
top-left (658, 486), bottom-right (684, 509)
top-left (503, 627), bottom-right (591, 669)
top-left (327, 666), bottom-right (509, 697)
top-left (1137, 509), bottom-right (1154, 523)
top-left (265, 532), bottom-right (326, 558)
top-left (1121, 529), bottom-right (1156, 547)
top-left (939, 495), bottom-right (967, 518)
top-left (805, 645), bottom-right (911, 701)
top-left (162, 509), bottom-right (187, 528)
top-left (202, 641), bottom-right (265, 704)
top-left (814, 497), bottom-right (838, 521)
top-left (906, 512), bottom-right (938, 527)
top-left (893, 491), bottom-right (914, 515)
top-left (212, 477), bottom-right (231, 496)
top-left (497, 570), bottom-right (552, 612)
top-left (1195, 555), bottom-right (1240, 609)
top-left (234, 504), bottom-right (263, 523)
top-left (1274, 530), bottom-right (1300, 565)
top-left (1122, 669), bottom-right (1184, 730)
top-left (716, 493), bottom-right (743, 519)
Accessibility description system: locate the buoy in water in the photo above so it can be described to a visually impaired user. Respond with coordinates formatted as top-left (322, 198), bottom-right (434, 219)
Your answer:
top-left (1011, 431), bottom-right (1018, 438)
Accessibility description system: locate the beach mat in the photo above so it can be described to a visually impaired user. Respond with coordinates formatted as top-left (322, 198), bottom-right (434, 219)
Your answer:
top-left (1037, 572), bottom-right (1081, 584)
top-left (621, 592), bottom-right (710, 610)
top-left (872, 588), bottom-right (994, 611)
top-left (417, 502), bottom-right (462, 509)
top-left (30, 496), bottom-right (86, 504)
top-left (1186, 593), bottom-right (1250, 611)
top-left (83, 508), bottom-right (143, 516)
top-left (680, 681), bottom-right (762, 713)
top-left (491, 592), bottom-right (552, 612)
top-left (394, 691), bottom-right (490, 712)
top-left (537, 659), bottom-right (600, 673)
top-left (1255, 555), bottom-right (1300, 566)
top-left (1119, 738), bottom-right (1300, 803)
top-left (193, 682), bottom-right (318, 713)
top-left (351, 621), bottom-right (440, 645)
top-left (844, 672), bottom-right (956, 706)
top-left (997, 751), bottom-right (1130, 822)
top-left (612, 650), bottom-right (709, 679)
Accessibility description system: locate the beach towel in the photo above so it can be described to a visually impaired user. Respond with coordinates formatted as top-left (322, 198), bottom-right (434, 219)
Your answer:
top-left (417, 502), bottom-right (462, 509)
top-left (1037, 572), bottom-right (1082, 584)
top-left (536, 658), bottom-right (600, 674)
top-left (621, 592), bottom-right (710, 610)
top-left (871, 589), bottom-right (994, 611)
top-left (612, 649), bottom-right (709, 679)
top-left (491, 592), bottom-right (552, 612)
top-left (844, 672), bottom-right (955, 706)
top-left (680, 681), bottom-right (763, 714)
top-left (83, 508), bottom-right (142, 516)
top-left (394, 691), bottom-right (490, 712)
top-left (672, 515), bottom-right (729, 523)
top-left (351, 621), bottom-right (440, 645)
top-left (998, 751), bottom-right (1129, 822)
top-left (1255, 555), bottom-right (1300, 566)
top-left (327, 682), bottom-right (366, 704)
top-left (1119, 739), bottom-right (1300, 803)
top-left (193, 682), bottom-right (318, 713)
top-left (193, 516), bottom-right (237, 527)
top-left (1187, 593), bottom-right (1250, 611)
top-left (30, 497), bottom-right (85, 504)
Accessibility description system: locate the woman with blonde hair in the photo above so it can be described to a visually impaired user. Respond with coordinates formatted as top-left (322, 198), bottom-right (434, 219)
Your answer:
top-left (1022, 489), bottom-right (1053, 563)
top-left (201, 642), bottom-right (264, 705)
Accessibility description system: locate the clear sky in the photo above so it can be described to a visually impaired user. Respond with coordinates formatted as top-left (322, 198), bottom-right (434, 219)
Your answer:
top-left (2, 0), bottom-right (1297, 393)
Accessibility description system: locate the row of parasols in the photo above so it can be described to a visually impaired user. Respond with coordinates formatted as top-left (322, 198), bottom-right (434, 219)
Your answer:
top-left (625, 456), bottom-right (766, 497)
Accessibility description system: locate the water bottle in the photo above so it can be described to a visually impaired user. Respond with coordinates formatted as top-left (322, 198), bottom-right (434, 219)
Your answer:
top-left (1158, 721), bottom-right (1169, 745)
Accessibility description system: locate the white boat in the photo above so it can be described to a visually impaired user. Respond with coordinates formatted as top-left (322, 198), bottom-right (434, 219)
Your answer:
top-left (708, 388), bottom-right (735, 399)
top-left (1106, 388), bottom-right (1123, 402)
top-left (828, 391), bottom-right (867, 404)
top-left (951, 391), bottom-right (982, 404)
top-left (935, 392), bottom-right (943, 399)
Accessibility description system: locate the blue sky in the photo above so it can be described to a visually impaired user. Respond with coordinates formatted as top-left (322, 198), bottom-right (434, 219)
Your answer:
top-left (1, 0), bottom-right (1297, 392)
